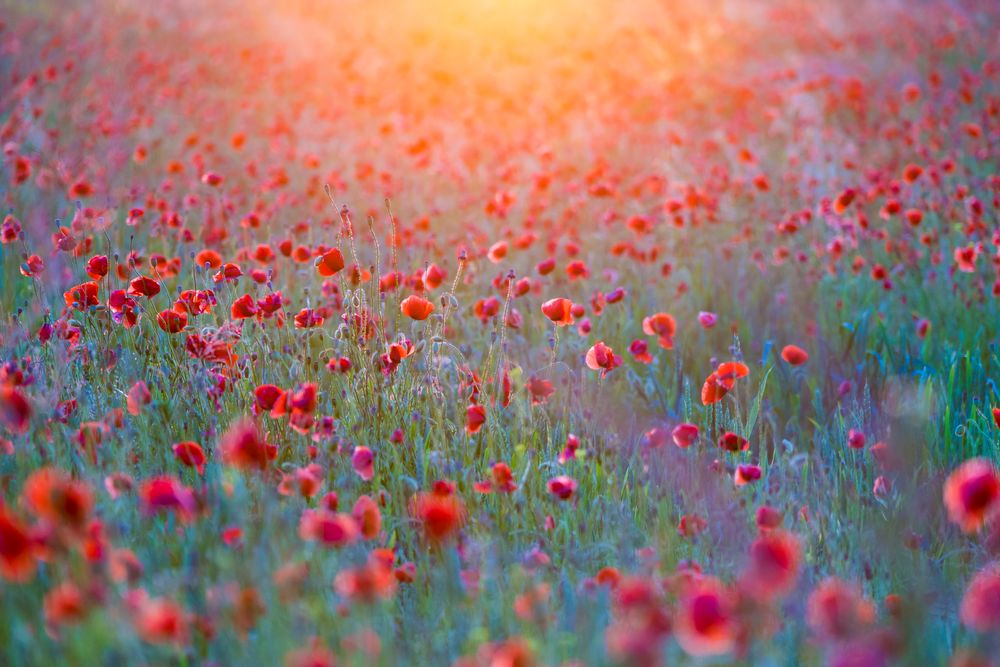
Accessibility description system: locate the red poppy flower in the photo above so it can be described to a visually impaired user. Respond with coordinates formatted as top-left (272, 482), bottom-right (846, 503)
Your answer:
top-left (465, 405), bottom-right (487, 434)
top-left (629, 339), bottom-right (653, 364)
top-left (68, 180), bottom-right (94, 198)
top-left (741, 530), bottom-right (801, 601)
top-left (644, 427), bottom-right (670, 449)
top-left (586, 341), bottom-right (622, 378)
top-left (1, 215), bottom-right (22, 244)
top-left (954, 245), bottom-right (979, 273)
top-left (423, 263), bottom-right (446, 289)
top-left (400, 294), bottom-right (435, 320)
top-left (566, 260), bottom-right (590, 279)
top-left (316, 247), bottom-right (345, 276)
top-left (675, 577), bottom-right (737, 657)
top-left (833, 188), bottom-right (856, 214)
top-left (734, 464), bottom-right (762, 486)
top-left (334, 558), bottom-right (396, 603)
top-left (220, 420), bottom-right (275, 472)
top-left (172, 442), bottom-right (206, 474)
top-left (944, 458), bottom-right (1000, 533)
top-left (103, 473), bottom-right (134, 500)
top-left (201, 171), bottom-right (223, 186)
top-left (231, 294), bottom-right (258, 319)
top-left (781, 344), bottom-right (809, 365)
top-left (847, 429), bottom-right (866, 449)
top-left (678, 514), bottom-right (708, 538)
top-left (474, 296), bottom-right (501, 322)
top-left (293, 308), bottom-right (324, 328)
top-left (127, 276), bottom-right (161, 298)
top-left (174, 289), bottom-right (216, 317)
top-left (352, 495), bottom-right (382, 539)
top-left (701, 362), bottom-right (749, 404)
top-left (525, 376), bottom-right (555, 405)
top-left (23, 467), bottom-right (92, 534)
top-left (139, 476), bottom-right (196, 517)
top-left (64, 281), bottom-right (100, 310)
top-left (19, 254), bottom-right (44, 277)
top-left (299, 509), bottom-right (359, 547)
top-left (278, 464), bottom-right (324, 499)
top-left (285, 642), bottom-right (338, 667)
top-left (541, 298), bottom-right (574, 326)
top-left (672, 423), bottom-right (700, 448)
top-left (559, 434), bottom-right (580, 463)
top-left (0, 386), bottom-right (32, 434)
top-left (194, 249), bottom-right (222, 268)
top-left (960, 564), bottom-right (1000, 633)
top-left (126, 381), bottom-right (151, 416)
top-left (253, 384), bottom-right (285, 415)
top-left (902, 163), bottom-right (923, 183)
top-left (410, 491), bottom-right (465, 543)
top-left (547, 475), bottom-right (578, 501)
top-left (718, 431), bottom-right (749, 452)
top-left (806, 577), bottom-right (875, 642)
top-left (352, 446), bottom-right (375, 481)
top-left (475, 462), bottom-right (517, 494)
top-left (134, 596), bottom-right (190, 646)
top-left (156, 309), bottom-right (187, 334)
top-left (256, 292), bottom-right (284, 317)
top-left (43, 580), bottom-right (88, 629)
top-left (0, 506), bottom-right (36, 581)
top-left (487, 240), bottom-right (508, 263)
top-left (85, 255), bottom-right (109, 279)
top-left (756, 505), bottom-right (783, 531)
top-left (904, 208), bottom-right (923, 226)
top-left (642, 313), bottom-right (677, 349)
top-left (288, 383), bottom-right (318, 416)
top-left (214, 263), bottom-right (244, 283)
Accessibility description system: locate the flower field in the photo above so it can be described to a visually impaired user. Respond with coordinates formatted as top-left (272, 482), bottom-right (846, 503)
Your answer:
top-left (0, 0), bottom-right (998, 664)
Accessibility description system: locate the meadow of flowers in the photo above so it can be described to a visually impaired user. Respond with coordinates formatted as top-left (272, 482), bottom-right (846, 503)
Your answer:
top-left (0, 0), bottom-right (998, 664)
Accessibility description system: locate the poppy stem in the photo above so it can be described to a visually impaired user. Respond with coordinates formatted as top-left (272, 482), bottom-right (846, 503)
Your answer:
top-left (711, 401), bottom-right (717, 446)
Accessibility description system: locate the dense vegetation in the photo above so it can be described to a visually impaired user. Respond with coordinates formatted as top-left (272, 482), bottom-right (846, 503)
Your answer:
top-left (0, 1), bottom-right (998, 664)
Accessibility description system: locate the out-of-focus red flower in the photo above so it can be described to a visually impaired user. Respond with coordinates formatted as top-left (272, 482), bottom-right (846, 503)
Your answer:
top-left (410, 490), bottom-right (465, 544)
top-left (944, 458), bottom-right (1000, 533)
top-left (299, 509), bottom-right (359, 548)
top-left (741, 529), bottom-right (801, 601)
top-left (781, 344), bottom-right (809, 365)
top-left (172, 441), bottom-right (207, 474)
top-left (127, 381), bottom-right (152, 415)
top-left (806, 577), bottom-right (875, 642)
top-left (134, 595), bottom-right (190, 646)
top-left (547, 475), bottom-right (578, 501)
top-left (672, 423), bottom-right (700, 448)
top-left (0, 506), bottom-right (36, 581)
top-left (674, 576), bottom-right (737, 657)
top-left (465, 405), bottom-right (487, 434)
top-left (220, 420), bottom-right (275, 472)
top-left (642, 312), bottom-right (676, 349)
top-left (0, 386), bottom-right (32, 434)
top-left (352, 495), bottom-right (382, 539)
top-left (960, 564), bottom-right (1000, 633)
top-left (352, 446), bottom-right (374, 481)
top-left (23, 467), bottom-right (93, 535)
